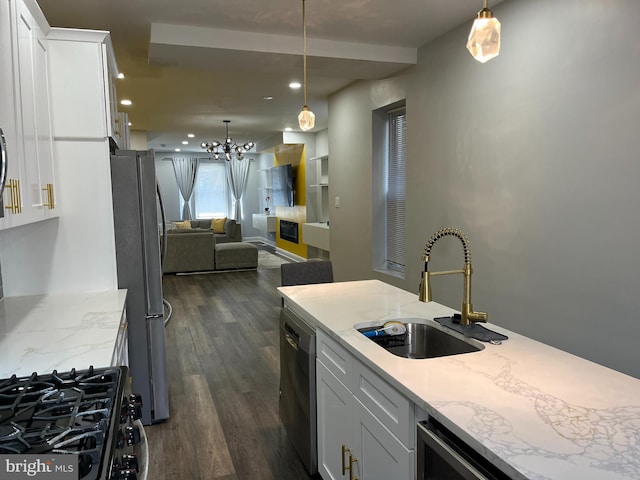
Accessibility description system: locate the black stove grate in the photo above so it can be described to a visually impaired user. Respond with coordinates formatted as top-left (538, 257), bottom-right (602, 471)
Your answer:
top-left (0, 366), bottom-right (126, 480)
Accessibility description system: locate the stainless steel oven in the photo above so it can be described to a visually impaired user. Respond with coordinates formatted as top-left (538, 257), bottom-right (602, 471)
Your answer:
top-left (417, 418), bottom-right (512, 480)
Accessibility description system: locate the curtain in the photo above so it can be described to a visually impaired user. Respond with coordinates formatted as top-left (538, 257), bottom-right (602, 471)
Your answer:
top-left (225, 157), bottom-right (250, 221)
top-left (172, 157), bottom-right (200, 220)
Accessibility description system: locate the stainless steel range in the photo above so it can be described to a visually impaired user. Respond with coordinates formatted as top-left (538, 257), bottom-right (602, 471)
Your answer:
top-left (0, 366), bottom-right (147, 480)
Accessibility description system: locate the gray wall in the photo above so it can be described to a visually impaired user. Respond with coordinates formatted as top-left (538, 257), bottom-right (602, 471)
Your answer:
top-left (328, 0), bottom-right (640, 378)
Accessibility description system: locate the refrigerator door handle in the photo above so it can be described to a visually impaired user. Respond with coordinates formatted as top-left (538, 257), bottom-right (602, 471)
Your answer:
top-left (157, 180), bottom-right (168, 269)
top-left (0, 128), bottom-right (8, 198)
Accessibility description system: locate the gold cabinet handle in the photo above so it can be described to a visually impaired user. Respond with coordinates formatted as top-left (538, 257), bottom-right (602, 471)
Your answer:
top-left (348, 453), bottom-right (358, 480)
top-left (15, 179), bottom-right (21, 213)
top-left (42, 183), bottom-right (54, 209)
top-left (342, 445), bottom-right (350, 475)
top-left (4, 179), bottom-right (15, 213)
top-left (4, 179), bottom-right (18, 214)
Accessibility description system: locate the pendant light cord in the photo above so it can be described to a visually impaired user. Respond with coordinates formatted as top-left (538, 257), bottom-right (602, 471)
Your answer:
top-left (302, 0), bottom-right (308, 107)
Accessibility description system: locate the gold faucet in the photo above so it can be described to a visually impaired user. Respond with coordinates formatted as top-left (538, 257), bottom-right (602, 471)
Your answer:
top-left (418, 227), bottom-right (488, 326)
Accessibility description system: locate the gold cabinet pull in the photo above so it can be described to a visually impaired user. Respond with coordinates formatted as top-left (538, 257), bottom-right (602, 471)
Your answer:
top-left (4, 179), bottom-right (18, 214)
top-left (341, 445), bottom-right (349, 475)
top-left (348, 453), bottom-right (358, 480)
top-left (42, 183), bottom-right (54, 209)
top-left (15, 179), bottom-right (21, 213)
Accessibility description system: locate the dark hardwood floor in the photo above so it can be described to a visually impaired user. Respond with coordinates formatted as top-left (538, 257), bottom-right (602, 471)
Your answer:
top-left (145, 266), bottom-right (313, 480)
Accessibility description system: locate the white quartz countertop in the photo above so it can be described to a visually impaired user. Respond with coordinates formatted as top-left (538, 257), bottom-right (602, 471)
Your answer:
top-left (0, 290), bottom-right (127, 378)
top-left (278, 280), bottom-right (640, 480)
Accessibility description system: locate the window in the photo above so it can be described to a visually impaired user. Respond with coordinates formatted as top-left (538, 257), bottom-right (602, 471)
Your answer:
top-left (372, 102), bottom-right (406, 276)
top-left (192, 161), bottom-right (229, 218)
top-left (386, 108), bottom-right (407, 272)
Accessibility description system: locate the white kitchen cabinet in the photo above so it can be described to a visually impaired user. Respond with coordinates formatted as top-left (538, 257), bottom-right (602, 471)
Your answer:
top-left (47, 28), bottom-right (123, 148)
top-left (316, 329), bottom-right (414, 480)
top-left (317, 360), bottom-right (353, 480)
top-left (0, 0), bottom-right (56, 229)
top-left (32, 12), bottom-right (56, 217)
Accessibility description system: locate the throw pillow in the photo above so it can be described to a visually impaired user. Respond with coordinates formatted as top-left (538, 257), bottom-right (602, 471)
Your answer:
top-left (211, 217), bottom-right (226, 233)
top-left (174, 220), bottom-right (191, 229)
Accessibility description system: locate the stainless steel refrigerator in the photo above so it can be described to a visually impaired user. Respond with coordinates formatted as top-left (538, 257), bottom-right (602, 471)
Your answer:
top-left (110, 149), bottom-right (169, 425)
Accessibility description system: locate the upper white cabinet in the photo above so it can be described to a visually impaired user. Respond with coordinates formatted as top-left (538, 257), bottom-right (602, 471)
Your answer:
top-left (47, 28), bottom-right (126, 149)
top-left (0, 0), bottom-right (57, 230)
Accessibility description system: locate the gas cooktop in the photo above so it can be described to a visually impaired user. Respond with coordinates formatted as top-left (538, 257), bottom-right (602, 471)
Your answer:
top-left (0, 366), bottom-right (141, 480)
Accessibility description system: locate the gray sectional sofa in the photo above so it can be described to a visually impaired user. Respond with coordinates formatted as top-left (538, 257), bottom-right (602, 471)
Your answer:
top-left (162, 219), bottom-right (258, 273)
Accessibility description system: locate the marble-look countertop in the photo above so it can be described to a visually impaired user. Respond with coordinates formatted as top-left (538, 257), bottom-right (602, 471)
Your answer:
top-left (0, 290), bottom-right (127, 378)
top-left (279, 280), bottom-right (640, 480)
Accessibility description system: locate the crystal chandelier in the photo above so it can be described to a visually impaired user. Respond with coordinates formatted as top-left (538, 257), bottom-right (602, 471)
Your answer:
top-left (298, 0), bottom-right (315, 131)
top-left (466, 0), bottom-right (501, 63)
top-left (200, 120), bottom-right (255, 160)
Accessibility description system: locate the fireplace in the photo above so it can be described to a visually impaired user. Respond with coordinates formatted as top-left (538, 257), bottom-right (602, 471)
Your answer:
top-left (280, 220), bottom-right (299, 244)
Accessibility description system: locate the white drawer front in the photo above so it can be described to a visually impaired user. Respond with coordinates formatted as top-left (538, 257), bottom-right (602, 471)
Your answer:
top-left (317, 329), bottom-right (352, 387)
top-left (352, 361), bottom-right (414, 448)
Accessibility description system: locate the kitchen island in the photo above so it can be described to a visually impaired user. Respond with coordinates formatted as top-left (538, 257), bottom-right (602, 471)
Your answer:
top-left (0, 290), bottom-right (128, 377)
top-left (279, 280), bottom-right (640, 480)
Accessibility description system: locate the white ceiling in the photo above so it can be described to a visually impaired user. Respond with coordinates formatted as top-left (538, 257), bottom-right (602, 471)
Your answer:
top-left (37, 0), bottom-right (503, 153)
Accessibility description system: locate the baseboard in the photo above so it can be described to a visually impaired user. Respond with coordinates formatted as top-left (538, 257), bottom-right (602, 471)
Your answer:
top-left (275, 248), bottom-right (304, 263)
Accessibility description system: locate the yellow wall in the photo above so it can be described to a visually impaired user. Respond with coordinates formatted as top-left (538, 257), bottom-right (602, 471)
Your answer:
top-left (274, 144), bottom-right (307, 258)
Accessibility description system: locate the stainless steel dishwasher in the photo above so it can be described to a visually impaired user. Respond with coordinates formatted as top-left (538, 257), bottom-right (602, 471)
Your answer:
top-left (279, 307), bottom-right (317, 475)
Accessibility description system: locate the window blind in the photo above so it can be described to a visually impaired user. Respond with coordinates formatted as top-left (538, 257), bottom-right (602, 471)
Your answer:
top-left (386, 109), bottom-right (406, 272)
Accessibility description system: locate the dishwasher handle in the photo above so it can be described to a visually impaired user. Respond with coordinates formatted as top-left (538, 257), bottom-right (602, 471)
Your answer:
top-left (280, 308), bottom-right (316, 355)
top-left (284, 327), bottom-right (299, 351)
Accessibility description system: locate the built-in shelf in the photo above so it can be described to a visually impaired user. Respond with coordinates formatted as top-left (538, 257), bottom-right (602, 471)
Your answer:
top-left (307, 155), bottom-right (329, 224)
top-left (258, 167), bottom-right (273, 212)
top-left (303, 222), bottom-right (330, 251)
top-left (253, 214), bottom-right (277, 233)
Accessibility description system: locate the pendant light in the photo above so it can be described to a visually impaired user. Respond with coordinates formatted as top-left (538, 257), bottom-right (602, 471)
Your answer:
top-left (200, 120), bottom-right (254, 161)
top-left (298, 0), bottom-right (315, 131)
top-left (466, 0), bottom-right (501, 63)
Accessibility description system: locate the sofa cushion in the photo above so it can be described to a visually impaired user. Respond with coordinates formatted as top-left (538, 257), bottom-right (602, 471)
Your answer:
top-left (224, 219), bottom-right (236, 238)
top-left (162, 230), bottom-right (216, 273)
top-left (214, 242), bottom-right (258, 270)
top-left (189, 219), bottom-right (209, 229)
top-left (211, 217), bottom-right (226, 233)
top-left (174, 220), bottom-right (191, 229)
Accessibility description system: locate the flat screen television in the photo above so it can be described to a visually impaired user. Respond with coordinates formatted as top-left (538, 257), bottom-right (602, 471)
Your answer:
top-left (271, 164), bottom-right (294, 207)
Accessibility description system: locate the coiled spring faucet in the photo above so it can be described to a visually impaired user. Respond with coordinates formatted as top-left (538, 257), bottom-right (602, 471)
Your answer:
top-left (418, 227), bottom-right (488, 326)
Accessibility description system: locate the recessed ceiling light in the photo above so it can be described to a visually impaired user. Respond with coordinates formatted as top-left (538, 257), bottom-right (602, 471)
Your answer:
top-left (289, 82), bottom-right (301, 90)
top-left (263, 95), bottom-right (274, 101)
top-left (182, 141), bottom-right (188, 145)
top-left (120, 99), bottom-right (132, 106)
top-left (174, 148), bottom-right (181, 152)
top-left (187, 133), bottom-right (195, 138)
top-left (285, 127), bottom-right (293, 132)
top-left (128, 122), bottom-right (132, 126)
top-left (117, 73), bottom-right (125, 79)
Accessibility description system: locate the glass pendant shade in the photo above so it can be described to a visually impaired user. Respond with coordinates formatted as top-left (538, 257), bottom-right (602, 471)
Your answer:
top-left (298, 106), bottom-right (315, 131)
top-left (467, 9), bottom-right (501, 63)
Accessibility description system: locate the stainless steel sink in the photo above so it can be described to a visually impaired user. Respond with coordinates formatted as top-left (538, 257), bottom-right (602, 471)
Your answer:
top-left (357, 320), bottom-right (482, 359)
